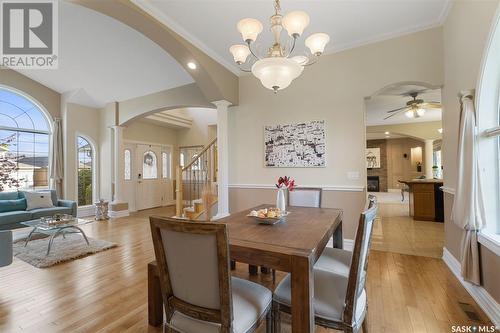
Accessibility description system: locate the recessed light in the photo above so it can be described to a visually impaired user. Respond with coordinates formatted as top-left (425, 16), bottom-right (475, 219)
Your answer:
top-left (385, 132), bottom-right (390, 135)
top-left (187, 62), bottom-right (197, 70)
top-left (438, 128), bottom-right (443, 133)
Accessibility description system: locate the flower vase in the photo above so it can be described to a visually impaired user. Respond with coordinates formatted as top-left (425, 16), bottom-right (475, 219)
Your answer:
top-left (276, 188), bottom-right (286, 212)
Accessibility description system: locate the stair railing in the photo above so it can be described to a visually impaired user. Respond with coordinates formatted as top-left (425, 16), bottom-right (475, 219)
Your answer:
top-left (176, 138), bottom-right (217, 217)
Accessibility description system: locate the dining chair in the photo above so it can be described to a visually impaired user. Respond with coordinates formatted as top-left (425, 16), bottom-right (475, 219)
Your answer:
top-left (149, 217), bottom-right (273, 333)
top-left (314, 195), bottom-right (377, 276)
top-left (287, 187), bottom-right (322, 208)
top-left (272, 203), bottom-right (378, 333)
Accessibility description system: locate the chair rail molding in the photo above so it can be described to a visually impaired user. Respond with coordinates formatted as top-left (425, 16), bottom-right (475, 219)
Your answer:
top-left (228, 184), bottom-right (365, 192)
top-left (442, 247), bottom-right (500, 326)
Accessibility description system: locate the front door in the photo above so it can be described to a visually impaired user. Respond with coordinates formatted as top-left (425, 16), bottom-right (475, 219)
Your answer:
top-left (136, 144), bottom-right (163, 210)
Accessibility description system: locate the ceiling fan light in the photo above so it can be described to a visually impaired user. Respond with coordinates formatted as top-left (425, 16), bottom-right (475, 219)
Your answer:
top-left (405, 110), bottom-right (414, 118)
top-left (251, 57), bottom-right (303, 92)
top-left (237, 18), bottom-right (263, 42)
top-left (305, 33), bottom-right (330, 56)
top-left (229, 44), bottom-right (251, 64)
top-left (416, 108), bottom-right (426, 117)
top-left (282, 11), bottom-right (310, 37)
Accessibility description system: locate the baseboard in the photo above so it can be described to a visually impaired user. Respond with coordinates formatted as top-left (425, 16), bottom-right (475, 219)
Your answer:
top-left (109, 210), bottom-right (130, 218)
top-left (77, 205), bottom-right (95, 217)
top-left (326, 237), bottom-right (354, 251)
top-left (442, 247), bottom-right (500, 326)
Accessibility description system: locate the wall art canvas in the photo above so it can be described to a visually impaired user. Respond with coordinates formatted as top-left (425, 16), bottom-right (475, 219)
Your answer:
top-left (366, 148), bottom-right (381, 169)
top-left (265, 120), bottom-right (326, 167)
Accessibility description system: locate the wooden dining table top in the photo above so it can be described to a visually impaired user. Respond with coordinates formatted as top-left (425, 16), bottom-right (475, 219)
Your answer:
top-left (219, 204), bottom-right (343, 258)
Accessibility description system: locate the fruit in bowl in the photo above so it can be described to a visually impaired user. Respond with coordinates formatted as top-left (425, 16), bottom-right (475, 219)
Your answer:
top-left (250, 207), bottom-right (282, 219)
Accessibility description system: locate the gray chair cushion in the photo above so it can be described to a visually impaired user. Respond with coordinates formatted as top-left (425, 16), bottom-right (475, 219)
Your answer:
top-left (274, 270), bottom-right (366, 325)
top-left (0, 211), bottom-right (33, 225)
top-left (314, 247), bottom-right (352, 276)
top-left (30, 206), bottom-right (72, 219)
top-left (170, 277), bottom-right (272, 333)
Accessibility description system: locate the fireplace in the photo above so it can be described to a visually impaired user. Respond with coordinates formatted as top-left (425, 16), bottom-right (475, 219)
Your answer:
top-left (367, 176), bottom-right (380, 192)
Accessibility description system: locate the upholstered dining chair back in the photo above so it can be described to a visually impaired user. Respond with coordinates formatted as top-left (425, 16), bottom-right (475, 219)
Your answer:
top-left (0, 231), bottom-right (13, 267)
top-left (149, 217), bottom-right (233, 331)
top-left (367, 194), bottom-right (377, 209)
top-left (343, 203), bottom-right (378, 328)
top-left (288, 187), bottom-right (322, 208)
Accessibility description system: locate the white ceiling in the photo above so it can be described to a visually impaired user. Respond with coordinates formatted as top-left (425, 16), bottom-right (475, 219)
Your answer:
top-left (365, 84), bottom-right (442, 126)
top-left (134, 0), bottom-right (451, 74)
top-left (16, 2), bottom-right (194, 108)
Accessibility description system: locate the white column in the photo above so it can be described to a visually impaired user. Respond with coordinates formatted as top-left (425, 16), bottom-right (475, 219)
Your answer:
top-left (424, 139), bottom-right (434, 179)
top-left (212, 100), bottom-right (231, 220)
top-left (109, 125), bottom-right (129, 217)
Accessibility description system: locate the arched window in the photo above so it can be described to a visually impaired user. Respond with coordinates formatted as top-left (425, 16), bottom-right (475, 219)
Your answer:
top-left (77, 136), bottom-right (93, 206)
top-left (0, 87), bottom-right (51, 191)
top-left (124, 149), bottom-right (131, 180)
top-left (478, 13), bottom-right (500, 237)
top-left (143, 151), bottom-right (157, 179)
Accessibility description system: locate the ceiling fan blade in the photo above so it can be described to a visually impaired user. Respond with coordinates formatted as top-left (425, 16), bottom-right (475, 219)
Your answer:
top-left (386, 106), bottom-right (408, 113)
top-left (384, 108), bottom-right (409, 120)
top-left (420, 102), bottom-right (441, 109)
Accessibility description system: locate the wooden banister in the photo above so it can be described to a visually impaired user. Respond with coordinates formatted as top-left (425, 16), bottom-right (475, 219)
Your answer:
top-left (176, 138), bottom-right (218, 218)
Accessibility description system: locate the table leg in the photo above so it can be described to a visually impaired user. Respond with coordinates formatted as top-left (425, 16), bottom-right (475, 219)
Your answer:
top-left (148, 262), bottom-right (163, 327)
top-left (24, 227), bottom-right (37, 247)
top-left (291, 254), bottom-right (314, 333)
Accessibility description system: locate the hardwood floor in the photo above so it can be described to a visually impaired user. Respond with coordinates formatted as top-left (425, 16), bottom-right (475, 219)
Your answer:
top-left (0, 206), bottom-right (490, 333)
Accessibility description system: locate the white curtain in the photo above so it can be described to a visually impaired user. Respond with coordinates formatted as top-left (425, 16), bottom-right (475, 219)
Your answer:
top-left (50, 118), bottom-right (64, 197)
top-left (451, 91), bottom-right (486, 285)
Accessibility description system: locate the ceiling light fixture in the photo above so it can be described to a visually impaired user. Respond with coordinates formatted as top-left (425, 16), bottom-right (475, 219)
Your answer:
top-left (405, 107), bottom-right (426, 119)
top-left (229, 0), bottom-right (330, 93)
top-left (187, 62), bottom-right (197, 70)
top-left (385, 131), bottom-right (390, 135)
top-left (438, 128), bottom-right (443, 133)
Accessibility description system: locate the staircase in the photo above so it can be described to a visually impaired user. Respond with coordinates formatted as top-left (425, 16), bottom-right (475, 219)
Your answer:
top-left (175, 138), bottom-right (218, 220)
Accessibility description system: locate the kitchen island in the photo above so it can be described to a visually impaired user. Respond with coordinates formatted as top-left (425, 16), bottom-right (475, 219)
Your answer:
top-left (400, 179), bottom-right (444, 222)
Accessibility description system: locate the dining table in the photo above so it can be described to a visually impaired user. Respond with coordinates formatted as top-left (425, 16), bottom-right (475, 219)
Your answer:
top-left (148, 204), bottom-right (343, 333)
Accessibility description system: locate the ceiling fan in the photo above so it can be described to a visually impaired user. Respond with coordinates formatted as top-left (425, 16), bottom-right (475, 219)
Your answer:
top-left (383, 91), bottom-right (441, 120)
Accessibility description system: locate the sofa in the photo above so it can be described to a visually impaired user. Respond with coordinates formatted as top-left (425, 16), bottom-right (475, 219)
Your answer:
top-left (0, 190), bottom-right (77, 230)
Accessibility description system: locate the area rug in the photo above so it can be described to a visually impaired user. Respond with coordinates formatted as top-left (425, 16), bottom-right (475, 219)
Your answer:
top-left (13, 233), bottom-right (117, 268)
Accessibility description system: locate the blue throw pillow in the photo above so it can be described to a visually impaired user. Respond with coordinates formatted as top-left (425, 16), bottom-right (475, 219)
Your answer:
top-left (0, 198), bottom-right (27, 213)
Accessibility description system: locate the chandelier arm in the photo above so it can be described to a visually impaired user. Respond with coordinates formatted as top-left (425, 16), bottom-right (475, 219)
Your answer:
top-left (286, 37), bottom-right (297, 58)
top-left (247, 41), bottom-right (262, 60)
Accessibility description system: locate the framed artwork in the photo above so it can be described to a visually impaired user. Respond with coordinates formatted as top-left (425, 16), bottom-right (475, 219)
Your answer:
top-left (366, 148), bottom-right (381, 169)
top-left (264, 120), bottom-right (326, 167)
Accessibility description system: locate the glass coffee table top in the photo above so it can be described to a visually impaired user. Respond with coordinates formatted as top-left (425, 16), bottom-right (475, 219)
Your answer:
top-left (21, 218), bottom-right (90, 232)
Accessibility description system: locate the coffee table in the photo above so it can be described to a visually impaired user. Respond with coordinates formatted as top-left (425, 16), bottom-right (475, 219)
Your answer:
top-left (21, 218), bottom-right (91, 256)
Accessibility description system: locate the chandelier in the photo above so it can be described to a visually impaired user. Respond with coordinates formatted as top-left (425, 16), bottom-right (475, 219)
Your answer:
top-left (229, 0), bottom-right (330, 93)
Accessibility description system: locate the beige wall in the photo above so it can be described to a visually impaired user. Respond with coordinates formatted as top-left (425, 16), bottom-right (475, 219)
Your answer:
top-left (386, 138), bottom-right (427, 189)
top-left (229, 27), bottom-right (444, 239)
top-left (62, 103), bottom-right (101, 202)
top-left (442, 1), bottom-right (500, 302)
top-left (174, 108), bottom-right (217, 147)
top-left (0, 68), bottom-right (60, 120)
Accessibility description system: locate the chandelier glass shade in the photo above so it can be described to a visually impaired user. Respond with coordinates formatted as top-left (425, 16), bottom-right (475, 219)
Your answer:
top-left (229, 0), bottom-right (330, 93)
top-left (405, 108), bottom-right (426, 118)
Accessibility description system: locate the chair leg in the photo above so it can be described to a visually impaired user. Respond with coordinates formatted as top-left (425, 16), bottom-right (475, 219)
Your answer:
top-left (249, 264), bottom-right (258, 275)
top-left (266, 307), bottom-right (272, 333)
top-left (230, 260), bottom-right (236, 270)
top-left (272, 301), bottom-right (281, 333)
top-left (272, 269), bottom-right (276, 284)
